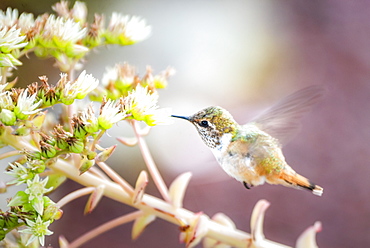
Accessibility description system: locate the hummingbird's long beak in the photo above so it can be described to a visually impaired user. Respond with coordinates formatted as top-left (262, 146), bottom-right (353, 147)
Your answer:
top-left (171, 115), bottom-right (190, 121)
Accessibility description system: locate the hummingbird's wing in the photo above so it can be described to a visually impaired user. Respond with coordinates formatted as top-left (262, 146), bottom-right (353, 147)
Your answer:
top-left (249, 85), bottom-right (325, 145)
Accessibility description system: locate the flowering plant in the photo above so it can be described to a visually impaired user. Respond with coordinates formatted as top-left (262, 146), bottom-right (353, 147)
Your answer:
top-left (0, 2), bottom-right (321, 247)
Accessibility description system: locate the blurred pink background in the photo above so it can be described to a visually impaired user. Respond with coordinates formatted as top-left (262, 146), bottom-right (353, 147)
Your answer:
top-left (1, 0), bottom-right (370, 247)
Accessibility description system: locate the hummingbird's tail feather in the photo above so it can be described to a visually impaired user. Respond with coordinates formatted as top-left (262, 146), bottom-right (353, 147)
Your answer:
top-left (279, 171), bottom-right (323, 196)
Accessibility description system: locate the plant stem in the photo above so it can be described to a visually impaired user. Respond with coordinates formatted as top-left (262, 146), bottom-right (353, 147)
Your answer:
top-left (131, 120), bottom-right (171, 203)
top-left (48, 159), bottom-right (289, 248)
top-left (56, 187), bottom-right (95, 208)
top-left (0, 67), bottom-right (7, 84)
top-left (0, 150), bottom-right (20, 160)
top-left (90, 130), bottom-right (105, 151)
top-left (2, 126), bottom-right (37, 151)
top-left (68, 211), bottom-right (143, 248)
top-left (96, 161), bottom-right (134, 197)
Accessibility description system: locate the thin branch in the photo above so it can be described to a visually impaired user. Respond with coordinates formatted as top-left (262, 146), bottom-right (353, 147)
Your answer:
top-left (90, 130), bottom-right (105, 151)
top-left (0, 150), bottom-right (20, 160)
top-left (2, 126), bottom-right (38, 152)
top-left (89, 166), bottom-right (111, 181)
top-left (68, 211), bottom-right (143, 248)
top-left (19, 47), bottom-right (36, 57)
top-left (131, 120), bottom-right (171, 203)
top-left (96, 161), bottom-right (134, 197)
top-left (0, 67), bottom-right (7, 84)
top-left (56, 187), bottom-right (95, 208)
top-left (49, 159), bottom-right (285, 248)
top-left (66, 67), bottom-right (76, 135)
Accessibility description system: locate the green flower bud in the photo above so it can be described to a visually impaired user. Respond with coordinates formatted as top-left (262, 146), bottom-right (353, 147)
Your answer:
top-left (60, 97), bottom-right (75, 105)
top-left (40, 141), bottom-right (57, 159)
top-left (25, 37), bottom-right (36, 50)
top-left (56, 137), bottom-right (69, 150)
top-left (30, 151), bottom-right (42, 160)
top-left (67, 137), bottom-right (85, 153)
top-left (153, 75), bottom-right (169, 89)
top-left (96, 145), bottom-right (116, 162)
top-left (43, 202), bottom-right (61, 222)
top-left (98, 116), bottom-right (113, 130)
top-left (89, 87), bottom-right (108, 102)
top-left (0, 109), bottom-right (16, 126)
top-left (34, 46), bottom-right (49, 58)
top-left (41, 90), bottom-right (58, 107)
top-left (14, 106), bottom-right (28, 120)
top-left (143, 114), bottom-right (156, 126)
top-left (84, 122), bottom-right (99, 134)
top-left (0, 215), bottom-right (5, 228)
top-left (86, 150), bottom-right (97, 160)
top-left (72, 120), bottom-right (87, 138)
top-left (39, 133), bottom-right (56, 146)
top-left (4, 213), bottom-right (18, 228)
top-left (98, 99), bottom-right (126, 130)
top-left (29, 161), bottom-right (46, 174)
top-left (79, 159), bottom-right (94, 175)
top-left (13, 125), bottom-right (30, 136)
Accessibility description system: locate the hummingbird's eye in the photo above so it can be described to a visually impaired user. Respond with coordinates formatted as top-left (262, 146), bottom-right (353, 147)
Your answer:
top-left (199, 120), bottom-right (209, 127)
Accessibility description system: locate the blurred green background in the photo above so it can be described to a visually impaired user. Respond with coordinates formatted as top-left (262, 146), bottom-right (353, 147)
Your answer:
top-left (1, 0), bottom-right (370, 247)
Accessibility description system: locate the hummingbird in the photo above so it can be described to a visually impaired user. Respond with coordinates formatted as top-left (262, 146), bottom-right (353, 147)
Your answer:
top-left (172, 86), bottom-right (324, 196)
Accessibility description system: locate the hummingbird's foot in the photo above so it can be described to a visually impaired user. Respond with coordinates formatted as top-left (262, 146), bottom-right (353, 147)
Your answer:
top-left (243, 181), bottom-right (253, 190)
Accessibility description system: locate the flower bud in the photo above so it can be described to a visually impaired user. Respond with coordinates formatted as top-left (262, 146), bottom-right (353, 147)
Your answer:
top-left (79, 159), bottom-right (94, 175)
top-left (86, 150), bottom-right (97, 160)
top-left (72, 117), bottom-right (87, 138)
top-left (56, 137), bottom-right (68, 150)
top-left (13, 125), bottom-right (30, 136)
top-left (66, 137), bottom-right (84, 153)
top-left (43, 201), bottom-right (62, 221)
top-left (4, 213), bottom-right (18, 228)
top-left (96, 145), bottom-right (116, 162)
top-left (40, 141), bottom-right (57, 158)
top-left (0, 109), bottom-right (16, 126)
top-left (29, 160), bottom-right (46, 174)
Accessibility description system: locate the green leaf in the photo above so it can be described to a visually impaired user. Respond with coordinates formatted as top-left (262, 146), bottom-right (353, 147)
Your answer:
top-left (45, 173), bottom-right (67, 192)
top-left (7, 191), bottom-right (28, 207)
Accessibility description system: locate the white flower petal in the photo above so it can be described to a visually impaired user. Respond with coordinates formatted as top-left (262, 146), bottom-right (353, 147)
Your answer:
top-left (0, 91), bottom-right (13, 109)
top-left (0, 8), bottom-right (19, 27)
top-left (0, 26), bottom-right (28, 51)
top-left (16, 89), bottom-right (42, 115)
top-left (98, 99), bottom-right (127, 129)
top-left (43, 15), bottom-right (87, 42)
top-left (108, 13), bottom-right (151, 42)
top-left (74, 70), bottom-right (99, 99)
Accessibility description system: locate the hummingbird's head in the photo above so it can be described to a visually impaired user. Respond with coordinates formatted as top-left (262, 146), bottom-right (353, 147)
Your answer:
top-left (172, 106), bottom-right (237, 149)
